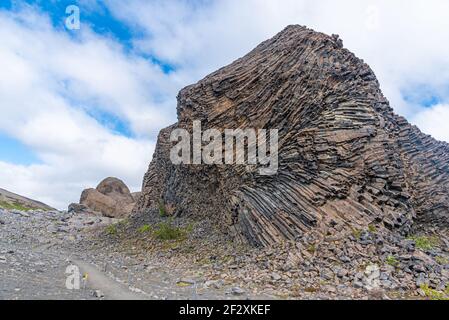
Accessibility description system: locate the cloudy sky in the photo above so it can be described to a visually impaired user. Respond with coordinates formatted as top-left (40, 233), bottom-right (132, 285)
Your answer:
top-left (0, 0), bottom-right (448, 209)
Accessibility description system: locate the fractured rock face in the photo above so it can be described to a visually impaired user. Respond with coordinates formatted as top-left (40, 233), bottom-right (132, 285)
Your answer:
top-left (71, 177), bottom-right (136, 218)
top-left (136, 25), bottom-right (449, 247)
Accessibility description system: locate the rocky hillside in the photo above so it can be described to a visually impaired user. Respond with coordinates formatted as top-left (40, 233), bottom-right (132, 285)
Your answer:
top-left (0, 188), bottom-right (54, 211)
top-left (136, 25), bottom-right (449, 247)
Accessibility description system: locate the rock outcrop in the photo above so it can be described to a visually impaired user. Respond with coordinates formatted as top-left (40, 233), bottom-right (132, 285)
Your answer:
top-left (70, 177), bottom-right (136, 218)
top-left (136, 25), bottom-right (449, 247)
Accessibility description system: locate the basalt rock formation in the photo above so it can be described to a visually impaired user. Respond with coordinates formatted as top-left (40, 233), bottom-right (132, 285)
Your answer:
top-left (136, 25), bottom-right (449, 247)
top-left (70, 177), bottom-right (136, 218)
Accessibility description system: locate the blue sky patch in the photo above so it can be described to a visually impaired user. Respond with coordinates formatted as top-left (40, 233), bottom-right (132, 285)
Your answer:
top-left (0, 132), bottom-right (41, 165)
top-left (402, 84), bottom-right (445, 108)
top-left (86, 109), bottom-right (135, 138)
top-left (2, 0), bottom-right (176, 72)
top-left (0, 0), bottom-right (12, 10)
top-left (2, 0), bottom-right (133, 46)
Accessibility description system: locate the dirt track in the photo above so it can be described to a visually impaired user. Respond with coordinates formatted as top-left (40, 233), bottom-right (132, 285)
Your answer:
top-left (0, 208), bottom-right (262, 300)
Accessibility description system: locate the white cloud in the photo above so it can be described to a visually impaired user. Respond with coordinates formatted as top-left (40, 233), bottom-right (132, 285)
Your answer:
top-left (107, 0), bottom-right (449, 118)
top-left (0, 132), bottom-right (154, 209)
top-left (411, 104), bottom-right (449, 142)
top-left (0, 7), bottom-right (163, 208)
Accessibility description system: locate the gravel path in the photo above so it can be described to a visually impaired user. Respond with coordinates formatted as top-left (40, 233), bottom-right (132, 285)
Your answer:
top-left (0, 211), bottom-right (93, 299)
top-left (0, 209), bottom-right (264, 300)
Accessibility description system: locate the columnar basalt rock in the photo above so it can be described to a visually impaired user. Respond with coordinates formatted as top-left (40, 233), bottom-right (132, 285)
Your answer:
top-left (136, 25), bottom-right (449, 247)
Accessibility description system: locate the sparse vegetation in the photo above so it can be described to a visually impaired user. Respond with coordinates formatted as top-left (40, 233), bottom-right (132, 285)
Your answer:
top-left (154, 218), bottom-right (190, 241)
top-left (105, 219), bottom-right (129, 236)
top-left (352, 228), bottom-right (362, 240)
top-left (436, 256), bottom-right (449, 265)
top-left (159, 201), bottom-right (167, 217)
top-left (386, 255), bottom-right (399, 267)
top-left (106, 224), bottom-right (118, 235)
top-left (307, 244), bottom-right (316, 253)
top-left (420, 284), bottom-right (449, 300)
top-left (407, 235), bottom-right (439, 250)
top-left (176, 281), bottom-right (193, 287)
top-left (0, 200), bottom-right (33, 212)
top-left (368, 224), bottom-right (377, 233)
top-left (138, 224), bottom-right (152, 233)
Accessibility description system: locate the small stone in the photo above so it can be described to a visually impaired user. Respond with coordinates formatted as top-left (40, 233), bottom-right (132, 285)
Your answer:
top-left (368, 289), bottom-right (385, 300)
top-left (436, 282), bottom-right (446, 291)
top-left (321, 269), bottom-right (334, 281)
top-left (354, 272), bottom-right (364, 280)
top-left (204, 279), bottom-right (224, 289)
top-left (0, 255), bottom-right (6, 263)
top-left (375, 238), bottom-right (384, 246)
top-left (230, 287), bottom-right (245, 296)
top-left (337, 268), bottom-right (348, 278)
top-left (271, 272), bottom-right (282, 281)
top-left (381, 280), bottom-right (393, 289)
top-left (401, 240), bottom-right (416, 252)
top-left (413, 251), bottom-right (435, 266)
top-left (360, 231), bottom-right (371, 242)
top-left (412, 264), bottom-right (426, 273)
top-left (93, 290), bottom-right (104, 298)
top-left (416, 274), bottom-right (428, 287)
top-left (325, 286), bottom-right (337, 293)
top-left (399, 254), bottom-right (412, 261)
top-left (379, 272), bottom-right (390, 281)
top-left (365, 264), bottom-right (380, 277)
top-left (380, 246), bottom-right (390, 254)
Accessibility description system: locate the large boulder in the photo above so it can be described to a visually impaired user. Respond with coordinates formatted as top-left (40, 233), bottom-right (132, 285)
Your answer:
top-left (136, 25), bottom-right (449, 247)
top-left (96, 177), bottom-right (135, 205)
top-left (80, 188), bottom-right (118, 218)
top-left (71, 177), bottom-right (136, 218)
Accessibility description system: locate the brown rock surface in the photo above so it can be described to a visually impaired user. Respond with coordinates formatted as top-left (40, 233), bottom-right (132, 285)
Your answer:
top-left (131, 192), bottom-right (142, 202)
top-left (136, 25), bottom-right (449, 247)
top-left (96, 177), bottom-right (135, 204)
top-left (80, 188), bottom-right (118, 217)
top-left (74, 177), bottom-right (136, 218)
